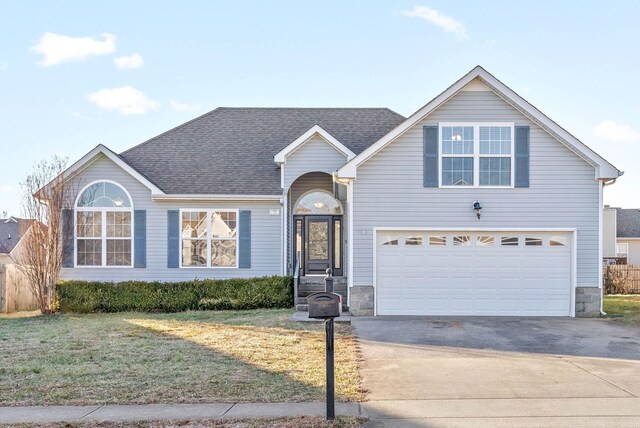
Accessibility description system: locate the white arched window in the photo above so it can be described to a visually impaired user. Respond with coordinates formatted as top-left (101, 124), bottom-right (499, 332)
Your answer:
top-left (75, 181), bottom-right (133, 267)
top-left (293, 191), bottom-right (343, 215)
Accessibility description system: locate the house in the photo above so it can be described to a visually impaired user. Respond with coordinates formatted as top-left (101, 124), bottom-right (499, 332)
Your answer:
top-left (49, 66), bottom-right (622, 317)
top-left (603, 207), bottom-right (640, 264)
top-left (0, 216), bottom-right (38, 313)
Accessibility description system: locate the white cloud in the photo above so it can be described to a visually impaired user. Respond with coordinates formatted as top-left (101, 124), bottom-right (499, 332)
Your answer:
top-left (170, 100), bottom-right (201, 112)
top-left (114, 53), bottom-right (144, 69)
top-left (0, 185), bottom-right (12, 192)
top-left (594, 120), bottom-right (639, 143)
top-left (402, 6), bottom-right (468, 40)
top-left (30, 32), bottom-right (116, 66)
top-left (87, 86), bottom-right (159, 115)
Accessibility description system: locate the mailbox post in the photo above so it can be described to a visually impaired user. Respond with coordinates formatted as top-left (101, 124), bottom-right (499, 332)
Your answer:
top-left (306, 268), bottom-right (339, 421)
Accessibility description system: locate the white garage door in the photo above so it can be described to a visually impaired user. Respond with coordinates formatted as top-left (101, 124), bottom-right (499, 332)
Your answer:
top-left (376, 231), bottom-right (572, 316)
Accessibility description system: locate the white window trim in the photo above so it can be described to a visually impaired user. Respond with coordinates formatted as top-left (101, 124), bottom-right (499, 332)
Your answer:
top-left (74, 180), bottom-right (134, 268)
top-left (439, 122), bottom-right (515, 188)
top-left (179, 208), bottom-right (239, 269)
top-left (617, 242), bottom-right (629, 258)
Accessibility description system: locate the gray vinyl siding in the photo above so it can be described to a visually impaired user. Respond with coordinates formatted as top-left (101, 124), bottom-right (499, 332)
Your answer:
top-left (352, 90), bottom-right (600, 287)
top-left (61, 155), bottom-right (281, 281)
top-left (283, 136), bottom-right (347, 190)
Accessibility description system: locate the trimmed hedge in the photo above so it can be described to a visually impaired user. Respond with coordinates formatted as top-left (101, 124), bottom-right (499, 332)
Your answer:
top-left (57, 276), bottom-right (293, 313)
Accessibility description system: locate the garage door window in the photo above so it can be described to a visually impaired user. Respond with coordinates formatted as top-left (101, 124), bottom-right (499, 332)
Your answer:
top-left (453, 235), bottom-right (471, 246)
top-left (549, 235), bottom-right (567, 247)
top-left (405, 236), bottom-right (423, 246)
top-left (525, 237), bottom-right (543, 246)
top-left (476, 235), bottom-right (495, 246)
top-left (429, 236), bottom-right (447, 246)
top-left (501, 236), bottom-right (519, 246)
top-left (380, 235), bottom-right (399, 246)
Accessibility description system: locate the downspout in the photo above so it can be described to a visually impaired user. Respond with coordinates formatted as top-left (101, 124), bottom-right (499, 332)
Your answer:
top-left (600, 177), bottom-right (618, 316)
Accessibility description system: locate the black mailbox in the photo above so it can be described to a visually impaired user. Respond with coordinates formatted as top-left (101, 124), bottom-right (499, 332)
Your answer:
top-left (308, 292), bottom-right (341, 319)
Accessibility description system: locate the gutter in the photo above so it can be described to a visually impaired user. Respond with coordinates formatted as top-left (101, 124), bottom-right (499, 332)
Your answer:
top-left (152, 194), bottom-right (282, 202)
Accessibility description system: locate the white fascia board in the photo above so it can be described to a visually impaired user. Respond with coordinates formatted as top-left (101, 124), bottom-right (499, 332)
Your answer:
top-left (337, 66), bottom-right (623, 180)
top-left (152, 194), bottom-right (282, 202)
top-left (41, 144), bottom-right (165, 196)
top-left (274, 124), bottom-right (355, 165)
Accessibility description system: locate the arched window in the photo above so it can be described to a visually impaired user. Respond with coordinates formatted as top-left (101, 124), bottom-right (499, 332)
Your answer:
top-left (75, 181), bottom-right (133, 267)
top-left (293, 191), bottom-right (343, 215)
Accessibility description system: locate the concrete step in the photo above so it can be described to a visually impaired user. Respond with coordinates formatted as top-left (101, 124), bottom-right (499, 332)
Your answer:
top-left (298, 287), bottom-right (347, 298)
top-left (297, 296), bottom-right (346, 305)
top-left (299, 276), bottom-right (347, 285)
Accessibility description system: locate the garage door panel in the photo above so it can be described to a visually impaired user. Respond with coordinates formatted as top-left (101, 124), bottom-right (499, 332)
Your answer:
top-left (376, 231), bottom-right (571, 316)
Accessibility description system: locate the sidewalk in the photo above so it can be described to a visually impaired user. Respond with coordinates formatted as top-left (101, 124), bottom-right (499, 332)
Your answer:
top-left (0, 402), bottom-right (360, 424)
top-left (3, 398), bottom-right (640, 426)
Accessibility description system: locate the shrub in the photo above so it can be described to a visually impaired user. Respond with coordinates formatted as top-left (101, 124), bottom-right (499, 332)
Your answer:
top-left (57, 276), bottom-right (293, 313)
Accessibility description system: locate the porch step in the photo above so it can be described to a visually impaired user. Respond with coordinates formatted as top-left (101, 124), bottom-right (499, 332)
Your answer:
top-left (298, 284), bottom-right (347, 298)
top-left (299, 276), bottom-right (347, 286)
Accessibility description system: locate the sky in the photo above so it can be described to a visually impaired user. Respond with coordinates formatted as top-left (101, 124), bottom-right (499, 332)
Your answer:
top-left (1, 0), bottom-right (639, 216)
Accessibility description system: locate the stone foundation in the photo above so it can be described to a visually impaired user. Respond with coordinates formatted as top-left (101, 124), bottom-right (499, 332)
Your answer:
top-left (350, 285), bottom-right (374, 316)
top-left (575, 287), bottom-right (601, 317)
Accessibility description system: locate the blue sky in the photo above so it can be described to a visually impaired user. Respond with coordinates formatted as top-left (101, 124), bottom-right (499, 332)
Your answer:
top-left (1, 0), bottom-right (639, 216)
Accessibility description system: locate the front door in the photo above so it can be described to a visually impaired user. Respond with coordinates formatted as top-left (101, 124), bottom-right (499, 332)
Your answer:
top-left (294, 215), bottom-right (342, 276)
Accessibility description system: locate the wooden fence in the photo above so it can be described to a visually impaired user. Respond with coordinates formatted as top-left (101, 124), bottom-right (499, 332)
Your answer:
top-left (603, 264), bottom-right (640, 294)
top-left (0, 263), bottom-right (38, 313)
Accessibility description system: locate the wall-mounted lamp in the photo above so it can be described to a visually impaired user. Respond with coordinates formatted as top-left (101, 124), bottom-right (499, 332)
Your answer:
top-left (473, 201), bottom-right (482, 220)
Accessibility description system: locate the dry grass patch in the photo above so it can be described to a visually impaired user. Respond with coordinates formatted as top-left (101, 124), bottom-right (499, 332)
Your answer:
top-left (0, 309), bottom-right (363, 406)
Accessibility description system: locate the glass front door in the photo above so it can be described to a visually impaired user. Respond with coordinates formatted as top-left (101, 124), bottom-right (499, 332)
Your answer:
top-left (294, 215), bottom-right (342, 276)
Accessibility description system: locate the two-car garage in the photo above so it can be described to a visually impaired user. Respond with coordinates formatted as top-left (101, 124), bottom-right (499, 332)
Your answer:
top-left (375, 230), bottom-right (574, 316)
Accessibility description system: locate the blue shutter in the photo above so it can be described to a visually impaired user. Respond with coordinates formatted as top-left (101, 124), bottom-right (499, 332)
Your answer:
top-left (62, 209), bottom-right (74, 268)
top-left (167, 210), bottom-right (179, 268)
top-left (134, 210), bottom-right (146, 268)
top-left (423, 125), bottom-right (439, 187)
top-left (515, 126), bottom-right (530, 188)
top-left (238, 210), bottom-right (251, 268)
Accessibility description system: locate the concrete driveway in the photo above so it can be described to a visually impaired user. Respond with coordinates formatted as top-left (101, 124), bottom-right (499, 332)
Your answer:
top-left (352, 317), bottom-right (640, 427)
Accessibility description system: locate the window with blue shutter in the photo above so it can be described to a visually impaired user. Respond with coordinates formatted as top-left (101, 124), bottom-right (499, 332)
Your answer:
top-left (134, 210), bottom-right (146, 268)
top-left (423, 125), bottom-right (439, 187)
top-left (515, 126), bottom-right (530, 188)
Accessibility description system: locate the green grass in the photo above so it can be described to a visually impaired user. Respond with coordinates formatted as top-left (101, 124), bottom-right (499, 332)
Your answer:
top-left (603, 295), bottom-right (640, 325)
top-left (0, 309), bottom-right (363, 406)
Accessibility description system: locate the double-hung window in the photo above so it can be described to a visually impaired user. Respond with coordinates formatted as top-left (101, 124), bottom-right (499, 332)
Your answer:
top-left (75, 181), bottom-right (133, 267)
top-left (180, 210), bottom-right (238, 268)
top-left (440, 123), bottom-right (514, 187)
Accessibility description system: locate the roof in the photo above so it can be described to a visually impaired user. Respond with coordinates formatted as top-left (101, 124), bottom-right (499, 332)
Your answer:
top-left (0, 217), bottom-right (33, 254)
top-left (615, 208), bottom-right (640, 238)
top-left (120, 108), bottom-right (405, 195)
top-left (338, 66), bottom-right (622, 180)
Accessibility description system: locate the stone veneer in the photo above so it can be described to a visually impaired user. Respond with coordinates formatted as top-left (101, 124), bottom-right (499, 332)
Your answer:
top-left (575, 287), bottom-right (601, 317)
top-left (349, 285), bottom-right (374, 316)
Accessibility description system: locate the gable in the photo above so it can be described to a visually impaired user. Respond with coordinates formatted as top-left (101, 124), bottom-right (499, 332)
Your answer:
top-left (281, 134), bottom-right (350, 190)
top-left (338, 66), bottom-right (621, 180)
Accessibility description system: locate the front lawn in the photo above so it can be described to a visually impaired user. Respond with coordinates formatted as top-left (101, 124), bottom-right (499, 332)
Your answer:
top-left (603, 294), bottom-right (640, 324)
top-left (0, 309), bottom-right (363, 406)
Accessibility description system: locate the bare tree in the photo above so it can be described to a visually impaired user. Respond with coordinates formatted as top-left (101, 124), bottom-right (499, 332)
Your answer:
top-left (17, 156), bottom-right (72, 314)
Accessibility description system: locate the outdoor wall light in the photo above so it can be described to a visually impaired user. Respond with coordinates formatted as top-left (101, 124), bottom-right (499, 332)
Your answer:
top-left (473, 201), bottom-right (482, 219)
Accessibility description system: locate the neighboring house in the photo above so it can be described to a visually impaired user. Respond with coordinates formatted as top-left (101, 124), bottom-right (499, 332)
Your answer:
top-left (603, 207), bottom-right (640, 264)
top-left (46, 66), bottom-right (622, 317)
top-left (0, 217), bottom-right (37, 313)
top-left (0, 217), bottom-right (32, 265)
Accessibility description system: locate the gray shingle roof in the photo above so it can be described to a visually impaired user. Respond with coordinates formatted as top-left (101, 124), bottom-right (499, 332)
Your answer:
top-left (616, 208), bottom-right (640, 238)
top-left (0, 218), bottom-right (31, 254)
top-left (120, 108), bottom-right (405, 195)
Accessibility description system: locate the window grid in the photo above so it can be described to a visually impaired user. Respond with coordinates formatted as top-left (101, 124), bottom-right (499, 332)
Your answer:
top-left (75, 181), bottom-right (133, 268)
top-left (440, 123), bottom-right (515, 188)
top-left (180, 210), bottom-right (238, 268)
